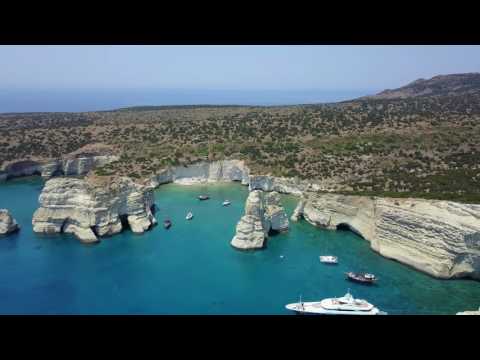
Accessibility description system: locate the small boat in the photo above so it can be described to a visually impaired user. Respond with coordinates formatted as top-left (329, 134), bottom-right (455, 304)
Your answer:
top-left (163, 219), bottom-right (172, 229)
top-left (319, 255), bottom-right (338, 264)
top-left (280, 255), bottom-right (285, 259)
top-left (346, 272), bottom-right (378, 284)
top-left (222, 200), bottom-right (231, 206)
top-left (186, 212), bottom-right (193, 220)
top-left (198, 195), bottom-right (209, 201)
top-left (285, 291), bottom-right (384, 315)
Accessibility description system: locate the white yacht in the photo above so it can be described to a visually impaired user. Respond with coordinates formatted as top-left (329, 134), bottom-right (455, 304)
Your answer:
top-left (222, 200), bottom-right (231, 206)
top-left (186, 212), bottom-right (193, 220)
top-left (285, 291), bottom-right (385, 315)
top-left (319, 255), bottom-right (338, 264)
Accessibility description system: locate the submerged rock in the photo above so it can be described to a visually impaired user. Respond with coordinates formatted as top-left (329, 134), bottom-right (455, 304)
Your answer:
top-left (0, 209), bottom-right (19, 235)
top-left (293, 193), bottom-right (480, 280)
top-left (231, 190), bottom-right (288, 250)
top-left (32, 176), bottom-right (156, 243)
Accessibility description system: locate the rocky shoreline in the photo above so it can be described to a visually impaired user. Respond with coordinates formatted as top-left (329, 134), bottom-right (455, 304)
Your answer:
top-left (145, 160), bottom-right (480, 280)
top-left (3, 157), bottom-right (480, 281)
top-left (0, 153), bottom-right (118, 182)
top-left (32, 176), bottom-right (156, 243)
top-left (291, 193), bottom-right (480, 280)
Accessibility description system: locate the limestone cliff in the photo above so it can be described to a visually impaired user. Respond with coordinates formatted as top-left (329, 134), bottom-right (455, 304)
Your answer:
top-left (41, 155), bottom-right (118, 178)
top-left (149, 160), bottom-right (250, 186)
top-left (147, 160), bottom-right (340, 194)
top-left (0, 155), bottom-right (118, 181)
top-left (32, 177), bottom-right (156, 243)
top-left (264, 191), bottom-right (289, 232)
top-left (248, 175), bottom-right (338, 195)
top-left (293, 193), bottom-right (480, 280)
top-left (231, 190), bottom-right (289, 250)
top-left (0, 209), bottom-right (19, 235)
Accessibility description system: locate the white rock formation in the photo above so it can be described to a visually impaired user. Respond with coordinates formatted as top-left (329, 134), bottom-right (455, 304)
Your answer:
top-left (291, 198), bottom-right (306, 222)
top-left (0, 209), bottom-right (19, 235)
top-left (41, 155), bottom-right (119, 178)
top-left (264, 191), bottom-right (289, 232)
top-left (293, 193), bottom-right (480, 280)
top-left (248, 175), bottom-right (338, 195)
top-left (1, 156), bottom-right (118, 181)
top-left (231, 190), bottom-right (288, 250)
top-left (231, 191), bottom-right (268, 250)
top-left (150, 160), bottom-right (250, 187)
top-left (32, 177), bottom-right (156, 243)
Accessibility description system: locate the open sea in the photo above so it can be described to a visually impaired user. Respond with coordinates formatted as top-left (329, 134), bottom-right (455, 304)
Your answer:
top-left (0, 177), bottom-right (479, 315)
top-left (0, 89), bottom-right (375, 113)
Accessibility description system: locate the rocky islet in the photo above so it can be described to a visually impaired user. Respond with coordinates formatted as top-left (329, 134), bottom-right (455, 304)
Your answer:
top-left (0, 209), bottom-right (19, 235)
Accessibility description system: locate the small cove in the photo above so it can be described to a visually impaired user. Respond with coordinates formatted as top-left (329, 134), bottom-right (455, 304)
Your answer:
top-left (0, 177), bottom-right (479, 314)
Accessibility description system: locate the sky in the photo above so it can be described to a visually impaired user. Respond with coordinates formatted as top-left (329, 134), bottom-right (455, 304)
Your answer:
top-left (1, 45), bottom-right (479, 91)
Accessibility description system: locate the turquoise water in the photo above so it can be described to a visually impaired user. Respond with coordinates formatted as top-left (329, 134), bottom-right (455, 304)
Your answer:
top-left (0, 177), bottom-right (479, 314)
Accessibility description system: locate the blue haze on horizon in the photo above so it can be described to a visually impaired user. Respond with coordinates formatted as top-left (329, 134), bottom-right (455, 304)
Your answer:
top-left (0, 45), bottom-right (479, 112)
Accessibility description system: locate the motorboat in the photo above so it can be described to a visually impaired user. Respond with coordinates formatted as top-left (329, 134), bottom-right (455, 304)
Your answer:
top-left (285, 291), bottom-right (384, 315)
top-left (346, 272), bottom-right (378, 284)
top-left (186, 212), bottom-right (193, 220)
top-left (319, 255), bottom-right (338, 264)
top-left (163, 219), bottom-right (172, 229)
top-left (222, 200), bottom-right (231, 206)
top-left (198, 195), bottom-right (209, 201)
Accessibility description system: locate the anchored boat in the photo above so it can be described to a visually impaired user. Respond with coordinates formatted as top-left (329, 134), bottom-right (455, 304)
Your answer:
top-left (319, 255), bottom-right (338, 264)
top-left (285, 291), bottom-right (384, 315)
top-left (163, 219), bottom-right (172, 229)
top-left (222, 200), bottom-right (231, 206)
top-left (346, 272), bottom-right (378, 284)
top-left (186, 212), bottom-right (193, 220)
top-left (198, 195), bottom-right (209, 201)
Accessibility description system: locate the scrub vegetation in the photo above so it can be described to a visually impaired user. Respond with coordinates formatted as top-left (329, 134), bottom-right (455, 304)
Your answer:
top-left (1, 73), bottom-right (480, 203)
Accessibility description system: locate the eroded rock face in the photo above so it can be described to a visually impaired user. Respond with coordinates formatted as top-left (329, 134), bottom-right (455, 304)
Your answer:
top-left (1, 156), bottom-right (118, 181)
top-left (32, 177), bottom-right (156, 243)
top-left (0, 171), bottom-right (8, 182)
top-left (0, 209), bottom-right (19, 235)
top-left (248, 175), bottom-right (338, 195)
top-left (150, 160), bottom-right (250, 186)
top-left (231, 191), bottom-right (268, 250)
top-left (231, 190), bottom-right (288, 250)
top-left (291, 198), bottom-right (306, 222)
top-left (40, 156), bottom-right (119, 179)
top-left (264, 191), bottom-right (289, 232)
top-left (3, 160), bottom-right (42, 179)
top-left (294, 193), bottom-right (480, 280)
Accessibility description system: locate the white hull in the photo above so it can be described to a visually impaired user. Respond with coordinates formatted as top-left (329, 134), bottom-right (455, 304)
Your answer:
top-left (286, 292), bottom-right (385, 315)
top-left (285, 302), bottom-right (381, 315)
top-left (319, 256), bottom-right (338, 264)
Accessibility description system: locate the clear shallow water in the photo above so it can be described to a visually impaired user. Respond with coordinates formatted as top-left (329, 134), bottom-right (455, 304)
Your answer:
top-left (0, 177), bottom-right (479, 314)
